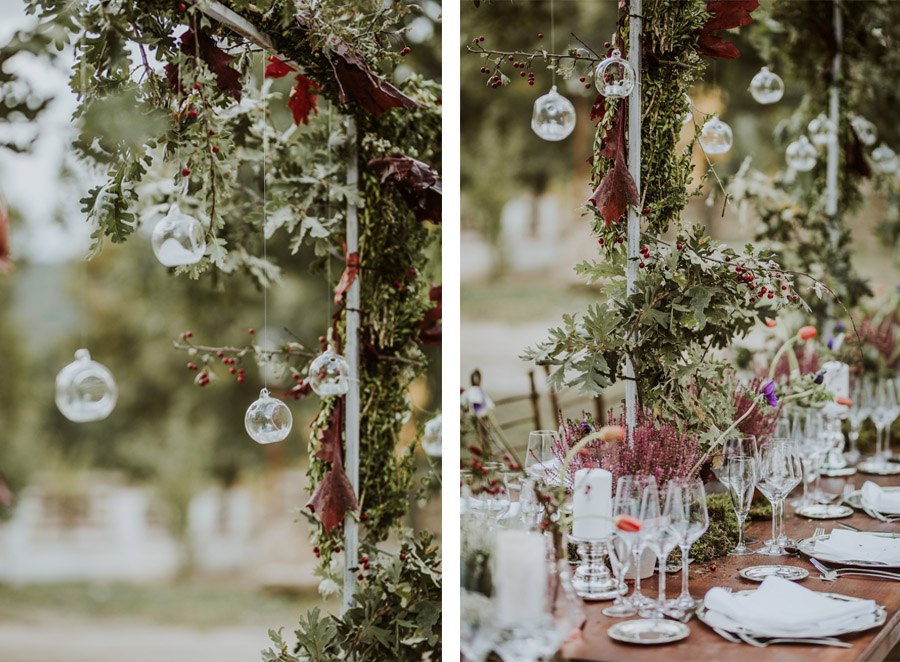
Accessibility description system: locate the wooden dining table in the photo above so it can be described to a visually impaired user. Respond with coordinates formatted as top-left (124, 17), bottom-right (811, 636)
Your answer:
top-left (561, 472), bottom-right (900, 661)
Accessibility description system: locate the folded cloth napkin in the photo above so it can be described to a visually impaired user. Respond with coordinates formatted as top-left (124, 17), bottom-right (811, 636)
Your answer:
top-left (861, 481), bottom-right (900, 515)
top-left (704, 576), bottom-right (875, 635)
top-left (814, 528), bottom-right (900, 564)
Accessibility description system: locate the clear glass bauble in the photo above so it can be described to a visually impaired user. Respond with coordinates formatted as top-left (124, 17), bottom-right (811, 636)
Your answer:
top-left (422, 414), bottom-right (442, 458)
top-left (871, 143), bottom-right (898, 174)
top-left (748, 66), bottom-right (784, 104)
top-left (151, 204), bottom-right (206, 267)
top-left (699, 116), bottom-right (733, 155)
top-left (308, 345), bottom-right (350, 397)
top-left (244, 387), bottom-right (293, 444)
top-left (594, 49), bottom-right (635, 98)
top-left (851, 115), bottom-right (877, 146)
top-left (55, 348), bottom-right (118, 422)
top-left (681, 92), bottom-right (693, 125)
top-left (808, 113), bottom-right (836, 146)
top-left (530, 86), bottom-right (576, 141)
top-left (785, 135), bottom-right (817, 172)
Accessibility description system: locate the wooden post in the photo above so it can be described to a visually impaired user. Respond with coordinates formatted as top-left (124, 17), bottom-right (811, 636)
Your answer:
top-left (542, 364), bottom-right (560, 425)
top-left (594, 393), bottom-right (606, 426)
top-left (527, 370), bottom-right (543, 430)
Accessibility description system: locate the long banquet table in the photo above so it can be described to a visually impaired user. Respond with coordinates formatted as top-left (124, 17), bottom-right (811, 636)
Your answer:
top-left (562, 473), bottom-right (900, 661)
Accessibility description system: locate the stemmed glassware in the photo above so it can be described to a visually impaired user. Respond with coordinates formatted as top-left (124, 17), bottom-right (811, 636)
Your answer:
top-left (727, 456), bottom-right (757, 555)
top-left (805, 410), bottom-right (834, 503)
top-left (624, 475), bottom-right (658, 611)
top-left (711, 436), bottom-right (758, 487)
top-left (667, 478), bottom-right (709, 613)
top-left (638, 481), bottom-right (680, 618)
top-left (525, 430), bottom-right (560, 483)
top-left (756, 438), bottom-right (802, 556)
top-left (872, 379), bottom-right (899, 462)
top-left (845, 378), bottom-right (872, 465)
top-left (602, 476), bottom-right (641, 618)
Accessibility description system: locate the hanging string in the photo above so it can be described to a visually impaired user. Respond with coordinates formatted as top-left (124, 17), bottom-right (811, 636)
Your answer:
top-left (78, 32), bottom-right (88, 351)
top-left (261, 61), bottom-right (269, 388)
top-left (326, 103), bottom-right (332, 335)
top-left (550, 0), bottom-right (557, 86)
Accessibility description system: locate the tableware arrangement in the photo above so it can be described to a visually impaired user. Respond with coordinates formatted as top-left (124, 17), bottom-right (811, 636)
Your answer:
top-left (810, 557), bottom-right (900, 582)
top-left (796, 529), bottom-right (900, 568)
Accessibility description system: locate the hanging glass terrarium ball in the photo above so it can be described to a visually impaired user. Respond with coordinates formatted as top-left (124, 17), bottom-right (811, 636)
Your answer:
top-left (244, 388), bottom-right (293, 444)
top-left (308, 345), bottom-right (350, 397)
top-left (531, 86), bottom-right (576, 141)
top-left (785, 135), bottom-right (817, 172)
top-left (594, 49), bottom-right (635, 98)
top-left (681, 92), bottom-right (693, 125)
top-left (55, 349), bottom-right (118, 422)
top-left (871, 143), bottom-right (899, 174)
top-left (699, 116), bottom-right (733, 154)
top-left (421, 414), bottom-right (442, 458)
top-left (808, 113), bottom-right (836, 146)
top-left (850, 115), bottom-right (877, 146)
top-left (151, 204), bottom-right (206, 267)
top-left (748, 66), bottom-right (784, 104)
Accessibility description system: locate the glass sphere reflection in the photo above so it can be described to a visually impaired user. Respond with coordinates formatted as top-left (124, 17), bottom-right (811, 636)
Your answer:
top-left (308, 345), bottom-right (350, 397)
top-left (808, 113), bottom-right (836, 146)
top-left (55, 348), bottom-right (118, 422)
top-left (422, 414), bottom-right (442, 458)
top-left (871, 143), bottom-right (898, 174)
top-left (531, 86), bottom-right (576, 141)
top-left (699, 117), bottom-right (733, 155)
top-left (851, 115), bottom-right (877, 146)
top-left (785, 135), bottom-right (817, 172)
top-left (594, 49), bottom-right (635, 98)
top-left (151, 204), bottom-right (206, 267)
top-left (244, 388), bottom-right (293, 444)
top-left (749, 66), bottom-right (784, 104)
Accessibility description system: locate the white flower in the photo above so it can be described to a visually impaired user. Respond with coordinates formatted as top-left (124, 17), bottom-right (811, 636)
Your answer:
top-left (317, 578), bottom-right (340, 597)
top-left (461, 386), bottom-right (494, 418)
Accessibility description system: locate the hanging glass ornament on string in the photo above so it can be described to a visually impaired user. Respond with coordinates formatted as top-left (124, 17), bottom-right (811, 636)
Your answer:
top-left (748, 66), bottom-right (784, 104)
top-left (851, 115), bottom-right (877, 146)
top-left (531, 85), bottom-right (576, 141)
top-left (244, 388), bottom-right (293, 444)
top-left (699, 116), bottom-right (733, 154)
top-left (785, 135), bottom-right (817, 172)
top-left (808, 113), bottom-right (836, 146)
top-left (681, 92), bottom-right (693, 125)
top-left (421, 414), bottom-right (442, 458)
top-left (151, 204), bottom-right (206, 267)
top-left (55, 349), bottom-right (118, 422)
top-left (871, 143), bottom-right (898, 175)
top-left (308, 345), bottom-right (350, 397)
top-left (594, 49), bottom-right (635, 98)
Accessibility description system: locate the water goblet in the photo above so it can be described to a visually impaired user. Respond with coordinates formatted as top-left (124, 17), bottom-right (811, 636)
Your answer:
top-left (667, 478), bottom-right (709, 613)
top-left (726, 456), bottom-right (756, 556)
top-left (638, 481), bottom-right (679, 618)
top-left (757, 438), bottom-right (802, 556)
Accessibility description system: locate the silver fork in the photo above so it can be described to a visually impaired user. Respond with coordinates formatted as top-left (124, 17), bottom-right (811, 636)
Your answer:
top-left (813, 526), bottom-right (826, 540)
top-left (736, 632), bottom-right (852, 648)
top-left (862, 505), bottom-right (900, 523)
top-left (810, 557), bottom-right (900, 581)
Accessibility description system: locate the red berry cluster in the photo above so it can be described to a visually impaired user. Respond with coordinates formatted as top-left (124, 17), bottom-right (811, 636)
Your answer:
top-left (400, 47), bottom-right (411, 56)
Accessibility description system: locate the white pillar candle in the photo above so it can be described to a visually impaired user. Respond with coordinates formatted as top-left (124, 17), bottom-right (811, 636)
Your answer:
top-left (572, 468), bottom-right (613, 539)
top-left (494, 530), bottom-right (547, 624)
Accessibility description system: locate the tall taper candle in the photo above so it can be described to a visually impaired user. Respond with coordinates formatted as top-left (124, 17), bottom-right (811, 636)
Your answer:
top-left (494, 530), bottom-right (547, 624)
top-left (572, 468), bottom-right (613, 539)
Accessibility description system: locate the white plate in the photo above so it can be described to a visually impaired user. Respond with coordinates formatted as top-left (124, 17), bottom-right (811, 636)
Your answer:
top-left (796, 504), bottom-right (854, 519)
top-left (738, 565), bottom-right (809, 582)
top-left (844, 487), bottom-right (900, 514)
top-left (797, 532), bottom-right (900, 569)
top-left (858, 461), bottom-right (900, 476)
top-left (607, 619), bottom-right (689, 645)
top-left (697, 592), bottom-right (885, 639)
top-left (822, 467), bottom-right (857, 477)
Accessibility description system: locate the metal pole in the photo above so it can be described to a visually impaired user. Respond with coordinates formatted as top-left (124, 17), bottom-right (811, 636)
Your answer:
top-left (823, 1), bottom-right (841, 336)
top-left (624, 0), bottom-right (642, 444)
top-left (343, 117), bottom-right (361, 614)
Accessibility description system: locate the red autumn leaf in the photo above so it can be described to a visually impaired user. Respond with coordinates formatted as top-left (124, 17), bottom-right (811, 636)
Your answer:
top-left (418, 284), bottom-right (442, 345)
top-left (306, 461), bottom-right (358, 534)
top-left (590, 94), bottom-right (606, 124)
top-left (326, 41), bottom-right (421, 116)
top-left (264, 56), bottom-right (295, 79)
top-left (846, 131), bottom-right (872, 178)
top-left (164, 29), bottom-right (242, 100)
top-left (588, 103), bottom-right (638, 225)
top-left (288, 75), bottom-right (320, 126)
top-left (0, 202), bottom-right (13, 274)
top-left (314, 398), bottom-right (344, 464)
top-left (367, 155), bottom-right (442, 224)
top-left (695, 0), bottom-right (760, 60)
top-left (333, 251), bottom-right (359, 306)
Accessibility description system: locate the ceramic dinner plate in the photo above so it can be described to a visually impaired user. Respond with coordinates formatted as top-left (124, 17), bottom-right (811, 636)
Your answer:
top-left (607, 619), bottom-right (689, 645)
top-left (857, 461), bottom-right (900, 476)
top-left (697, 592), bottom-right (886, 639)
top-left (822, 467), bottom-right (857, 477)
top-left (738, 565), bottom-right (809, 582)
top-left (844, 486), bottom-right (900, 513)
top-left (796, 504), bottom-right (854, 519)
top-left (797, 532), bottom-right (900, 569)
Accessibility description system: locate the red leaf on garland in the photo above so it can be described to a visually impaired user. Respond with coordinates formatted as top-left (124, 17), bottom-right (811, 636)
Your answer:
top-left (333, 251), bottom-right (359, 306)
top-left (0, 202), bottom-right (13, 274)
top-left (418, 284), bottom-right (442, 345)
top-left (326, 41), bottom-right (421, 116)
top-left (588, 103), bottom-right (638, 225)
top-left (264, 56), bottom-right (295, 79)
top-left (164, 29), bottom-right (242, 100)
top-left (846, 131), bottom-right (872, 178)
top-left (695, 0), bottom-right (760, 60)
top-left (590, 95), bottom-right (606, 124)
top-left (314, 398), bottom-right (344, 464)
top-left (306, 461), bottom-right (358, 534)
top-left (367, 155), bottom-right (442, 224)
top-left (288, 75), bottom-right (321, 126)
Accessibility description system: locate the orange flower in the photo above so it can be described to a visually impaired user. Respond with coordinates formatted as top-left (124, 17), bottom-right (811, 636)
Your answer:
top-left (798, 325), bottom-right (817, 341)
top-left (836, 396), bottom-right (852, 407)
top-left (765, 318), bottom-right (777, 328)
top-left (614, 514), bottom-right (641, 533)
top-left (598, 425), bottom-right (626, 442)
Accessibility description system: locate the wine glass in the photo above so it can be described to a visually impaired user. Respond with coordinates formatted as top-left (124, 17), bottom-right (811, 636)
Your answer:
top-left (638, 481), bottom-right (680, 618)
top-left (621, 475), bottom-right (657, 611)
top-left (667, 478), bottom-right (709, 613)
top-left (726, 456), bottom-right (756, 556)
top-left (756, 438), bottom-right (802, 556)
top-left (602, 476), bottom-right (641, 618)
top-left (525, 430), bottom-right (559, 483)
top-left (845, 378), bottom-right (872, 464)
top-left (711, 435), bottom-right (758, 487)
top-left (878, 379), bottom-right (899, 461)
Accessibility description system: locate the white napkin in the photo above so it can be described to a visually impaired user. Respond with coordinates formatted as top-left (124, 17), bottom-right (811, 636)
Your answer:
top-left (704, 576), bottom-right (875, 635)
top-left (861, 481), bottom-right (900, 515)
top-left (814, 528), bottom-right (900, 564)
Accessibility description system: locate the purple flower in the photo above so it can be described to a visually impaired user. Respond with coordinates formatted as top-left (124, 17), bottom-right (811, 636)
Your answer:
top-left (813, 370), bottom-right (825, 384)
top-left (827, 337), bottom-right (835, 350)
top-left (760, 380), bottom-right (778, 408)
top-left (834, 321), bottom-right (846, 333)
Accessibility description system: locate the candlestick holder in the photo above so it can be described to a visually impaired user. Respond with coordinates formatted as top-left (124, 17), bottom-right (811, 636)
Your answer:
top-left (569, 535), bottom-right (618, 600)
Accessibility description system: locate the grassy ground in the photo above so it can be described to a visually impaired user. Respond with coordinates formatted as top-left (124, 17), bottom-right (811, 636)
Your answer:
top-left (461, 277), bottom-right (599, 324)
